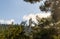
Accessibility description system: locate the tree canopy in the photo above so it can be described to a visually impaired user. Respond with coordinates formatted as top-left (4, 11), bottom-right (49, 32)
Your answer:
top-left (0, 0), bottom-right (60, 39)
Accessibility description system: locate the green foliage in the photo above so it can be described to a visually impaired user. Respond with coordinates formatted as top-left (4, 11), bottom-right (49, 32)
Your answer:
top-left (0, 0), bottom-right (60, 39)
top-left (0, 18), bottom-right (60, 39)
top-left (0, 25), bottom-right (24, 39)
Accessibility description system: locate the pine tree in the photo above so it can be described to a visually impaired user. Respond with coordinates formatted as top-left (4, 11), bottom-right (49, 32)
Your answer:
top-left (24, 0), bottom-right (60, 39)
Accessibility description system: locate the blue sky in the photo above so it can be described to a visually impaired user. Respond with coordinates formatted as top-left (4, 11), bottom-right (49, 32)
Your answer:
top-left (0, 0), bottom-right (45, 24)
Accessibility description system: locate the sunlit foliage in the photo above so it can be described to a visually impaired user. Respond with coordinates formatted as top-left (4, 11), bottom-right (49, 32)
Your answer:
top-left (0, 0), bottom-right (60, 39)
